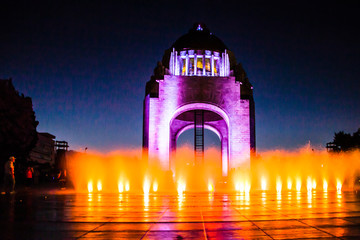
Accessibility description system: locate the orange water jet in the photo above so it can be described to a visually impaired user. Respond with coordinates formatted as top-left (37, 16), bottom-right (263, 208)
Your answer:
top-left (66, 146), bottom-right (360, 193)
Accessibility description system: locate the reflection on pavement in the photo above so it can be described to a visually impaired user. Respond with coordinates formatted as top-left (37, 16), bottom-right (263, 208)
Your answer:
top-left (0, 190), bottom-right (360, 239)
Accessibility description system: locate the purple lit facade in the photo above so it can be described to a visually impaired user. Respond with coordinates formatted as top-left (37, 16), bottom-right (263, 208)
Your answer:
top-left (143, 24), bottom-right (255, 176)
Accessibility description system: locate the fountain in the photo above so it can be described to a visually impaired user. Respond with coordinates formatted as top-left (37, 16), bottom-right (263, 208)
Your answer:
top-left (67, 146), bottom-right (360, 194)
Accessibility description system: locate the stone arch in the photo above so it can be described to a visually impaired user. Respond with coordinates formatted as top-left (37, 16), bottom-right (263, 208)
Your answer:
top-left (171, 103), bottom-right (230, 128)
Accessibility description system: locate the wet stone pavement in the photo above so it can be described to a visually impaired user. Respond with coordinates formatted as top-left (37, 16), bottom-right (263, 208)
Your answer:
top-left (1, 190), bottom-right (360, 239)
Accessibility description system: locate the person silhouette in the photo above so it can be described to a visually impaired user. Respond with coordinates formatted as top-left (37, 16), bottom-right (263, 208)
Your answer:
top-left (4, 156), bottom-right (16, 193)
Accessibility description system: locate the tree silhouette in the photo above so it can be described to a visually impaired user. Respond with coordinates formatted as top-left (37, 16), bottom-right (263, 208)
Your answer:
top-left (0, 79), bottom-right (39, 166)
top-left (332, 128), bottom-right (360, 152)
top-left (353, 129), bottom-right (360, 149)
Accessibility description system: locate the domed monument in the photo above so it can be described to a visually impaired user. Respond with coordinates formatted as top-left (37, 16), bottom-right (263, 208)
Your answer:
top-left (143, 23), bottom-right (255, 176)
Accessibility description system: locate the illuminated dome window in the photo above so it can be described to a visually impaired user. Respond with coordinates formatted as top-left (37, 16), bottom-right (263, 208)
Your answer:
top-left (177, 50), bottom-right (221, 76)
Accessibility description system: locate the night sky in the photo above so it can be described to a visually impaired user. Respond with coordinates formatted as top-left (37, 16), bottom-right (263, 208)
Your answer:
top-left (1, 1), bottom-right (359, 152)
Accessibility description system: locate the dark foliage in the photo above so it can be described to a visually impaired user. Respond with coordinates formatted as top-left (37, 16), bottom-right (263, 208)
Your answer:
top-left (0, 79), bottom-right (39, 164)
top-left (333, 128), bottom-right (360, 152)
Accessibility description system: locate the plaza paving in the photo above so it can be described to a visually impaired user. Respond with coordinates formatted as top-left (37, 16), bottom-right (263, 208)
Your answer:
top-left (1, 189), bottom-right (360, 239)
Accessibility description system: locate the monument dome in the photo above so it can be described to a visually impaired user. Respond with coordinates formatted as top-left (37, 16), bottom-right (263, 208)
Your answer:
top-left (172, 23), bottom-right (227, 52)
top-left (160, 23), bottom-right (239, 78)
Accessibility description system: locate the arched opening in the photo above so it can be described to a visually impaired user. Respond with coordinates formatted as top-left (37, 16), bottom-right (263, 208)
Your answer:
top-left (169, 103), bottom-right (229, 177)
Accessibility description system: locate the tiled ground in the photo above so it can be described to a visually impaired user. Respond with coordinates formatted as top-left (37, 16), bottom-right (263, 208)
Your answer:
top-left (1, 190), bottom-right (360, 239)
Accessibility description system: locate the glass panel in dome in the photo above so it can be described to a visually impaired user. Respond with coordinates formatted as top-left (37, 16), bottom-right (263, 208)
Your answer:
top-left (205, 58), bottom-right (211, 76)
top-left (197, 57), bottom-right (203, 75)
top-left (189, 58), bottom-right (194, 76)
top-left (181, 58), bottom-right (186, 75)
top-left (214, 58), bottom-right (219, 76)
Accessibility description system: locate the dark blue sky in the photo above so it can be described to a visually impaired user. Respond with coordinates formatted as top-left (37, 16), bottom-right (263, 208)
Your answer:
top-left (1, 1), bottom-right (359, 152)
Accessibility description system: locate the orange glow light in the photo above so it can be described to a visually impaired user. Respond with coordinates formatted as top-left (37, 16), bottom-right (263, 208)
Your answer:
top-left (153, 181), bottom-right (158, 192)
top-left (208, 182), bottom-right (214, 192)
top-left (235, 180), bottom-right (251, 193)
top-left (118, 182), bottom-right (124, 193)
top-left (235, 182), bottom-right (241, 192)
top-left (245, 181), bottom-right (251, 193)
top-left (240, 182), bottom-right (245, 192)
top-left (88, 181), bottom-right (93, 193)
top-left (312, 179), bottom-right (316, 190)
top-left (66, 144), bottom-right (360, 193)
top-left (97, 180), bottom-right (102, 192)
top-left (296, 178), bottom-right (301, 192)
top-left (276, 177), bottom-right (282, 193)
top-left (177, 180), bottom-right (186, 195)
top-left (307, 177), bottom-right (312, 192)
top-left (143, 177), bottom-right (150, 194)
top-left (261, 177), bottom-right (267, 191)
top-left (323, 179), bottom-right (328, 192)
top-left (336, 179), bottom-right (342, 193)
top-left (287, 178), bottom-right (292, 190)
